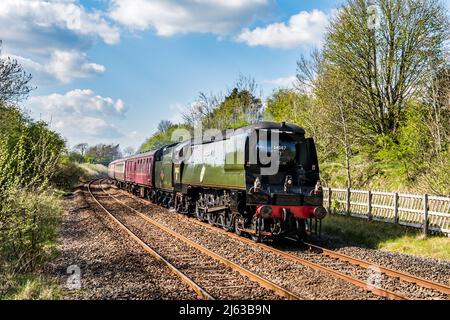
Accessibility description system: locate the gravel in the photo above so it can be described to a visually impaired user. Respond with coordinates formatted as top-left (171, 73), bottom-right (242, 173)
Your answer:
top-left (106, 184), bottom-right (385, 300)
top-left (89, 182), bottom-right (281, 300)
top-left (304, 232), bottom-right (450, 288)
top-left (48, 186), bottom-right (199, 300)
top-left (108, 182), bottom-right (450, 300)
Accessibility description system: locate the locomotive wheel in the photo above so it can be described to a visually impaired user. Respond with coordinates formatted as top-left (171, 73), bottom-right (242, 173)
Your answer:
top-left (250, 216), bottom-right (263, 242)
top-left (217, 212), bottom-right (231, 231)
top-left (207, 213), bottom-right (217, 225)
top-left (251, 234), bottom-right (262, 242)
top-left (234, 217), bottom-right (242, 236)
top-left (195, 203), bottom-right (206, 221)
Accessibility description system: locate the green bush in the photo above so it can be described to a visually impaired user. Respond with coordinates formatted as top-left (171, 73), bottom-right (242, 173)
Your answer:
top-left (51, 158), bottom-right (87, 190)
top-left (0, 188), bottom-right (62, 295)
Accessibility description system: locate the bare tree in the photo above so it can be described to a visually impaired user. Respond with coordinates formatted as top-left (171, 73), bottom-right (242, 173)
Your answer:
top-left (0, 41), bottom-right (34, 104)
top-left (123, 146), bottom-right (135, 157)
top-left (295, 48), bottom-right (322, 94)
top-left (157, 120), bottom-right (173, 132)
top-left (73, 143), bottom-right (88, 156)
top-left (314, 66), bottom-right (360, 189)
top-left (182, 92), bottom-right (221, 127)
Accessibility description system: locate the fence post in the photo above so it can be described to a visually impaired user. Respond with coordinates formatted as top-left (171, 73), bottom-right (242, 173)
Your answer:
top-left (328, 187), bottom-right (332, 214)
top-left (346, 188), bottom-right (351, 216)
top-left (368, 190), bottom-right (372, 220)
top-left (393, 192), bottom-right (399, 224)
top-left (423, 194), bottom-right (429, 236)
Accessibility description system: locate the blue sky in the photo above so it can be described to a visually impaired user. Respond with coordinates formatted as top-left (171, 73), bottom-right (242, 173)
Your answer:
top-left (1, 0), bottom-right (345, 151)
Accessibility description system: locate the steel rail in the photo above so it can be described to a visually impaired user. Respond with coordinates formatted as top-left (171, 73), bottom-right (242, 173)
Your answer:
top-left (87, 180), bottom-right (214, 300)
top-left (183, 215), bottom-right (408, 300)
top-left (302, 242), bottom-right (450, 295)
top-left (108, 184), bottom-right (407, 300)
top-left (101, 183), bottom-right (303, 300)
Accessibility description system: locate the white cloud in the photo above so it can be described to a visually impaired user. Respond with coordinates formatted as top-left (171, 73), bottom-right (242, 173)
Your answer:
top-left (0, 0), bottom-right (119, 84)
top-left (27, 89), bottom-right (126, 141)
top-left (48, 51), bottom-right (106, 83)
top-left (265, 75), bottom-right (297, 88)
top-left (54, 116), bottom-right (123, 140)
top-left (0, 0), bottom-right (119, 47)
top-left (109, 0), bottom-right (271, 36)
top-left (236, 9), bottom-right (328, 48)
top-left (9, 51), bottom-right (106, 84)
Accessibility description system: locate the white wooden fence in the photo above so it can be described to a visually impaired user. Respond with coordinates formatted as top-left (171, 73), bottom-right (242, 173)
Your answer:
top-left (324, 188), bottom-right (450, 236)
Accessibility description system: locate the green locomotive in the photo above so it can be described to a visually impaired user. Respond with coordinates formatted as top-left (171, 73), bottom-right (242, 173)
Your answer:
top-left (109, 121), bottom-right (326, 241)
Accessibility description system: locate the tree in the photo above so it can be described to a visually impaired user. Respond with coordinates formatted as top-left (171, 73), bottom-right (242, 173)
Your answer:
top-left (123, 146), bottom-right (135, 157)
top-left (182, 92), bottom-right (222, 127)
top-left (265, 89), bottom-right (312, 127)
top-left (314, 66), bottom-right (361, 188)
top-left (182, 75), bottom-right (263, 130)
top-left (0, 41), bottom-right (34, 104)
top-left (73, 143), bottom-right (88, 157)
top-left (85, 144), bottom-right (122, 165)
top-left (323, 0), bottom-right (449, 138)
top-left (295, 48), bottom-right (322, 94)
top-left (139, 123), bottom-right (190, 153)
top-left (157, 120), bottom-right (173, 133)
top-left (0, 106), bottom-right (65, 192)
top-left (202, 87), bottom-right (262, 130)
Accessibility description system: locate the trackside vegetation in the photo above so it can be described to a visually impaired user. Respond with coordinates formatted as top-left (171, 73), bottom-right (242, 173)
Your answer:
top-left (0, 51), bottom-right (109, 298)
top-left (322, 214), bottom-right (450, 260)
top-left (0, 104), bottom-right (109, 299)
top-left (0, 103), bottom-right (64, 299)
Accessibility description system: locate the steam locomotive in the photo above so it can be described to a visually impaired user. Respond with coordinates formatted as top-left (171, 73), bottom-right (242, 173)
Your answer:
top-left (108, 122), bottom-right (327, 241)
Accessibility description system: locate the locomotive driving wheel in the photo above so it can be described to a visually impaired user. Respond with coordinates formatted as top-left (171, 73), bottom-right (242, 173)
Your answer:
top-left (217, 210), bottom-right (232, 231)
top-left (250, 216), bottom-right (263, 242)
top-left (195, 200), bottom-right (206, 221)
top-left (234, 215), bottom-right (244, 236)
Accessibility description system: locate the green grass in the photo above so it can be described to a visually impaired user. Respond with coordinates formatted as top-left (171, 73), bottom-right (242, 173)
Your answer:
top-left (322, 214), bottom-right (450, 261)
top-left (78, 163), bottom-right (108, 181)
top-left (1, 274), bottom-right (61, 300)
top-left (380, 236), bottom-right (450, 261)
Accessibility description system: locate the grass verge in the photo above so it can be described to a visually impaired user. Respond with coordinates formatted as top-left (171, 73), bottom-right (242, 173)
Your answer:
top-left (78, 163), bottom-right (108, 180)
top-left (322, 214), bottom-right (450, 261)
top-left (1, 274), bottom-right (61, 300)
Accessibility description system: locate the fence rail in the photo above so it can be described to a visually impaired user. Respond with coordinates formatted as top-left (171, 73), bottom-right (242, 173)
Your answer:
top-left (324, 188), bottom-right (450, 236)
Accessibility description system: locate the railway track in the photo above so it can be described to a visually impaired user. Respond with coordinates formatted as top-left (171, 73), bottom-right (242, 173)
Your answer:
top-left (186, 215), bottom-right (449, 299)
top-left (88, 179), bottom-right (302, 300)
top-left (101, 180), bottom-right (405, 300)
top-left (87, 180), bottom-right (212, 300)
top-left (107, 181), bottom-right (450, 300)
top-left (185, 215), bottom-right (450, 299)
top-left (300, 242), bottom-right (450, 296)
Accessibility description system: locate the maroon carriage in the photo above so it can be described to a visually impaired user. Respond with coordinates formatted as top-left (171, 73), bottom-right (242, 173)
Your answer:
top-left (124, 151), bottom-right (155, 187)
